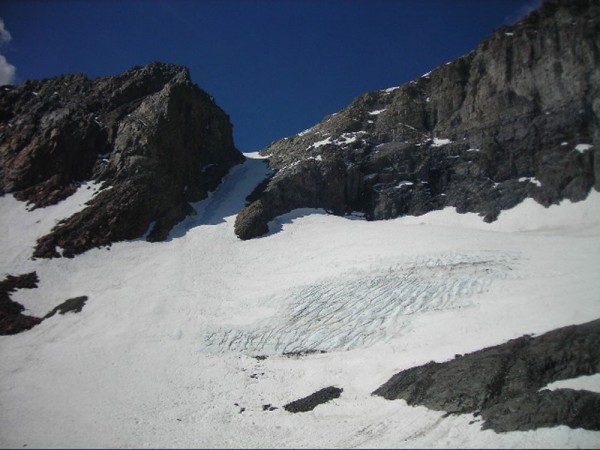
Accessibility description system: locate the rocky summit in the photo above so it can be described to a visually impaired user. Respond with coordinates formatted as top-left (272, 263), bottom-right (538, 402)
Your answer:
top-left (235, 0), bottom-right (600, 240)
top-left (0, 62), bottom-right (244, 257)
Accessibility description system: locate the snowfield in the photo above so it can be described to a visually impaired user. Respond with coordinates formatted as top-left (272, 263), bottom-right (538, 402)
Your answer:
top-left (1, 153), bottom-right (600, 448)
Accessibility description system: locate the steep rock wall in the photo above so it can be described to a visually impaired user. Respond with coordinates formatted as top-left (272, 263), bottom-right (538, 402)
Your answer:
top-left (235, 0), bottom-right (599, 240)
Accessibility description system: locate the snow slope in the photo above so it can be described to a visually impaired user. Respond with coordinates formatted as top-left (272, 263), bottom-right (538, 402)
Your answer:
top-left (1, 153), bottom-right (600, 448)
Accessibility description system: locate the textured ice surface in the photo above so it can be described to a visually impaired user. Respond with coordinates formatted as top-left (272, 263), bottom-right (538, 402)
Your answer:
top-left (201, 252), bottom-right (516, 354)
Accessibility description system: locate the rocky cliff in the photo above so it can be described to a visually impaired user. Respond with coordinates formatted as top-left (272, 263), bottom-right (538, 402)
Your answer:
top-left (235, 0), bottom-right (600, 240)
top-left (0, 62), bottom-right (244, 257)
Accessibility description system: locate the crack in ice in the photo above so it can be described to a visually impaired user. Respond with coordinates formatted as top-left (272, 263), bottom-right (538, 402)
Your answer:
top-left (200, 252), bottom-right (517, 354)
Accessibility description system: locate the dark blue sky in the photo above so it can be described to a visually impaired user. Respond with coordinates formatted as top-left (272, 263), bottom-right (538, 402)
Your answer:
top-left (0, 0), bottom-right (540, 152)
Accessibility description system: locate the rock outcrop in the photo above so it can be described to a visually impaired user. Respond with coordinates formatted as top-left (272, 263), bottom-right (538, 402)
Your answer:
top-left (0, 271), bottom-right (90, 335)
top-left (283, 386), bottom-right (343, 413)
top-left (235, 0), bottom-right (600, 240)
top-left (372, 319), bottom-right (600, 433)
top-left (0, 62), bottom-right (244, 257)
top-left (0, 272), bottom-right (42, 335)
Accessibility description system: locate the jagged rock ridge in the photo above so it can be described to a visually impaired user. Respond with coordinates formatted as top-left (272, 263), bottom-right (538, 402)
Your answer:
top-left (0, 62), bottom-right (244, 257)
top-left (372, 318), bottom-right (600, 433)
top-left (235, 0), bottom-right (600, 240)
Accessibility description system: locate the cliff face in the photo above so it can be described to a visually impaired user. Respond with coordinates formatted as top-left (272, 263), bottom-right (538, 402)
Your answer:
top-left (0, 62), bottom-right (244, 257)
top-left (235, 0), bottom-right (600, 240)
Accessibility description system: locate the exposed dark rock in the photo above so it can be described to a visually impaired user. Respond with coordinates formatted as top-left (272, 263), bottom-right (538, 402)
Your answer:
top-left (0, 272), bottom-right (42, 334)
top-left (482, 389), bottom-right (600, 432)
top-left (283, 386), bottom-right (343, 413)
top-left (0, 61), bottom-right (244, 257)
top-left (233, 403), bottom-right (246, 414)
top-left (0, 272), bottom-right (91, 334)
top-left (44, 296), bottom-right (88, 319)
top-left (235, 0), bottom-right (600, 240)
top-left (282, 349), bottom-right (328, 358)
top-left (372, 318), bottom-right (600, 433)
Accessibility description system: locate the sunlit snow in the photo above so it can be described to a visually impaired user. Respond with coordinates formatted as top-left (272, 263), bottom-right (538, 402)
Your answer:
top-left (431, 137), bottom-right (452, 147)
top-left (541, 373), bottom-right (600, 394)
top-left (309, 136), bottom-right (332, 148)
top-left (575, 143), bottom-right (593, 153)
top-left (519, 176), bottom-right (542, 187)
top-left (334, 131), bottom-right (367, 146)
